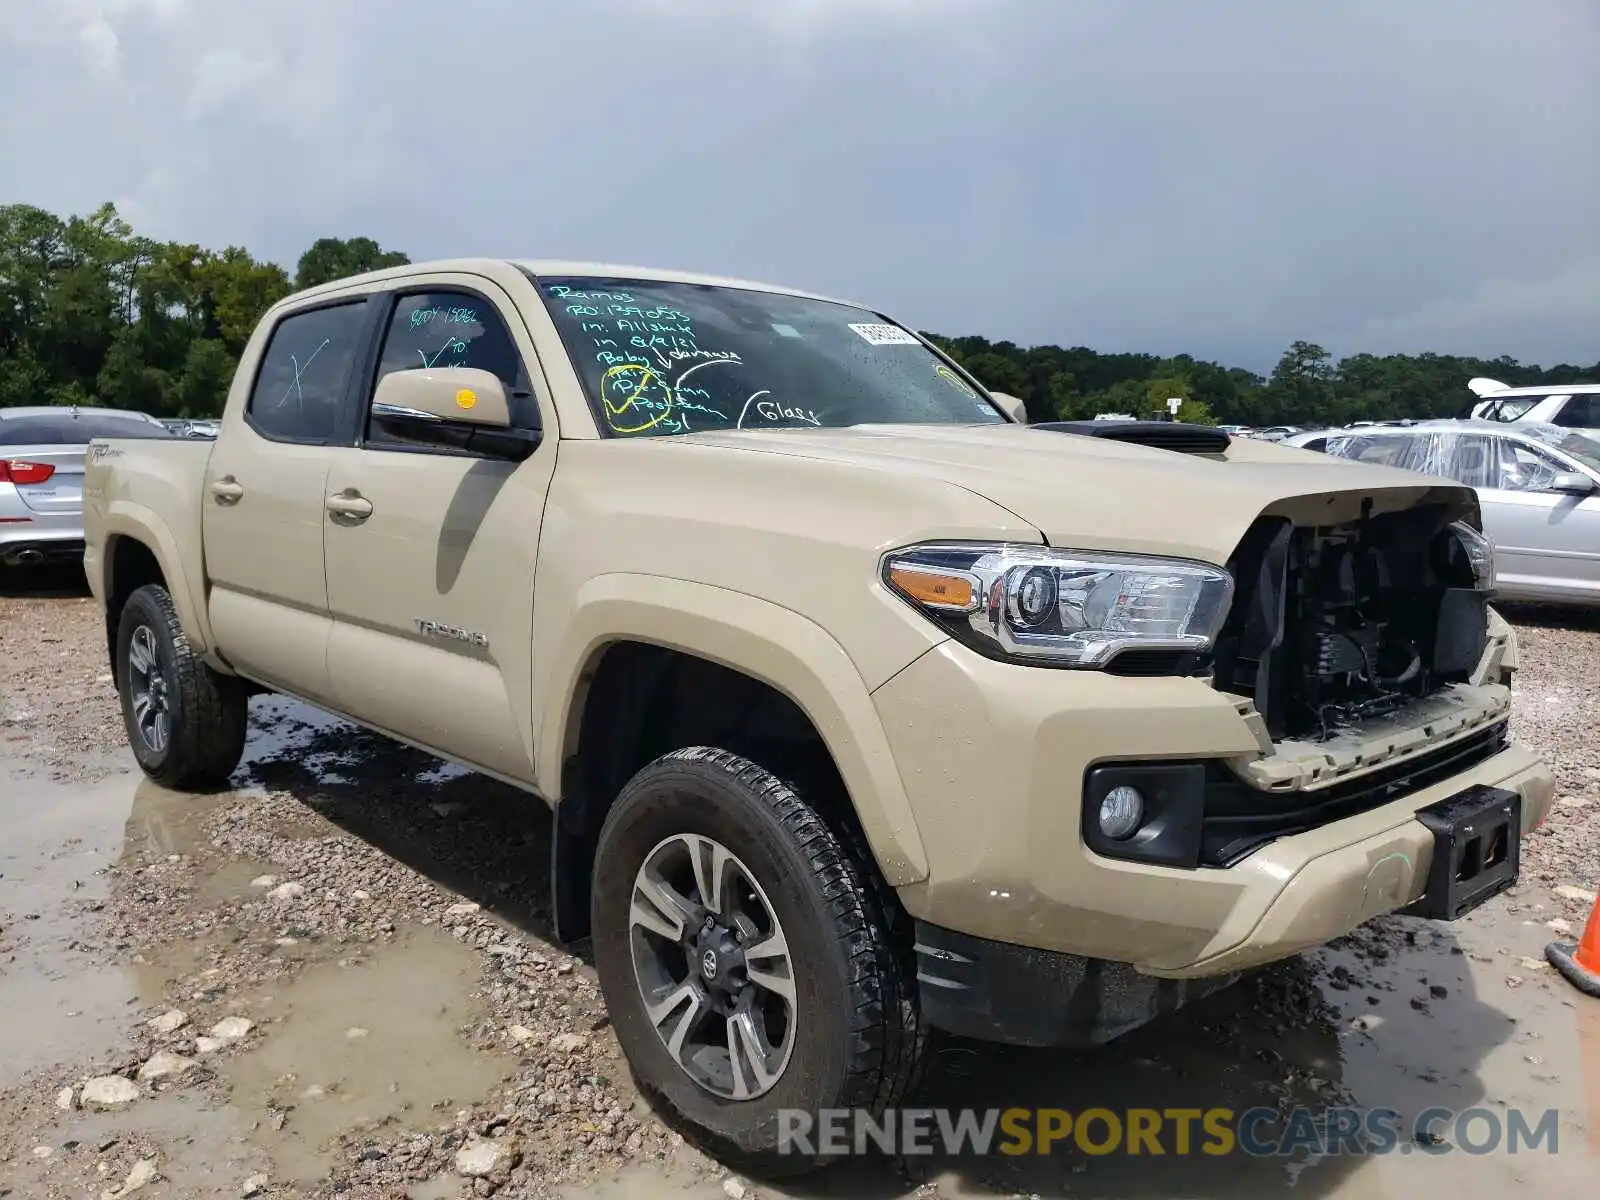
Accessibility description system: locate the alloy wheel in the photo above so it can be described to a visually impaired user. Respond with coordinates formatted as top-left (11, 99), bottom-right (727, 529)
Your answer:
top-left (627, 833), bottom-right (798, 1100)
top-left (126, 625), bottom-right (171, 754)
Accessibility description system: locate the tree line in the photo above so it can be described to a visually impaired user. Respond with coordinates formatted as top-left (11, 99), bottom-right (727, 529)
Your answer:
top-left (1, 202), bottom-right (1593, 425)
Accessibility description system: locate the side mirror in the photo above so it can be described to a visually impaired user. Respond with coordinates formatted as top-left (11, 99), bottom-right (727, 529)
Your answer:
top-left (1548, 470), bottom-right (1596, 495)
top-left (371, 367), bottom-right (539, 460)
top-left (990, 390), bottom-right (1028, 424)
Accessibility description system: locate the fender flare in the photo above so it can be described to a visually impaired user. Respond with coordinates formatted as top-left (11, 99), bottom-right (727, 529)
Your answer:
top-left (536, 572), bottom-right (930, 886)
top-left (101, 502), bottom-right (216, 655)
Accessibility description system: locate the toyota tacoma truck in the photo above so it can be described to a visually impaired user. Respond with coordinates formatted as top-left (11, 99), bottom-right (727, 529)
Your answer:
top-left (82, 258), bottom-right (1554, 1169)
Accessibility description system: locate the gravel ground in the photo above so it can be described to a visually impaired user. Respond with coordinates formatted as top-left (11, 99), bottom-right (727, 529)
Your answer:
top-left (1, 569), bottom-right (1597, 1199)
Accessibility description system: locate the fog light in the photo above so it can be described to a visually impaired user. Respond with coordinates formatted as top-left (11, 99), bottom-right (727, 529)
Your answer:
top-left (1099, 785), bottom-right (1145, 840)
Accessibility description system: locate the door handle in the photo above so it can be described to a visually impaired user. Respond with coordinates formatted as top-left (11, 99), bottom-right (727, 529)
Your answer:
top-left (210, 477), bottom-right (244, 504)
top-left (326, 490), bottom-right (374, 521)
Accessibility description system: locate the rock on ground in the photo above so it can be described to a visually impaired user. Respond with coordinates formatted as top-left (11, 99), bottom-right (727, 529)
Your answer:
top-left (136, 1051), bottom-right (195, 1082)
top-left (79, 1075), bottom-right (141, 1108)
top-left (454, 1137), bottom-right (517, 1177)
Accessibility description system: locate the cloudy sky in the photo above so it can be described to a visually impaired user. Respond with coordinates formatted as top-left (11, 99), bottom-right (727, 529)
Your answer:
top-left (1, 0), bottom-right (1595, 373)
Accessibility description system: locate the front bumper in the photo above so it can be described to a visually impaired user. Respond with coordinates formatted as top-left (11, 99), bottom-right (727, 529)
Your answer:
top-left (871, 640), bottom-right (1556, 982)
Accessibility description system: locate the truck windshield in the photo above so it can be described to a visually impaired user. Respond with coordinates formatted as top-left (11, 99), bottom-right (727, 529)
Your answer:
top-left (531, 275), bottom-right (1008, 437)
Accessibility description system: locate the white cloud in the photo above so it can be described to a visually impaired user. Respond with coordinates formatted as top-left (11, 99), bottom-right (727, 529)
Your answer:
top-left (187, 47), bottom-right (274, 116)
top-left (77, 18), bottom-right (120, 75)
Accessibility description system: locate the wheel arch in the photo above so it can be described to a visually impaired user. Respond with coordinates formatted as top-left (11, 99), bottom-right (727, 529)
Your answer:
top-left (538, 573), bottom-right (929, 943)
top-left (98, 503), bottom-right (216, 669)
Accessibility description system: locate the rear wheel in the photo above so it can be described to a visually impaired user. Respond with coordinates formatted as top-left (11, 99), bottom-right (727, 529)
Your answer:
top-left (116, 583), bottom-right (247, 790)
top-left (590, 746), bottom-right (924, 1175)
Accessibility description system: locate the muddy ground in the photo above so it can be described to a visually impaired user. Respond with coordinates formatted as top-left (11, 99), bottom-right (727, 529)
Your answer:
top-left (1, 566), bottom-right (1597, 1199)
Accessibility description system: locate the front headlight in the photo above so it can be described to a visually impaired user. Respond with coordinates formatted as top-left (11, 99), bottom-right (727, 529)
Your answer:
top-left (882, 543), bottom-right (1235, 668)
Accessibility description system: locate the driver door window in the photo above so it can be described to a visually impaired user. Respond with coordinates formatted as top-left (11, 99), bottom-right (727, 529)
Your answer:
top-left (364, 291), bottom-right (537, 450)
top-left (1495, 440), bottom-right (1564, 492)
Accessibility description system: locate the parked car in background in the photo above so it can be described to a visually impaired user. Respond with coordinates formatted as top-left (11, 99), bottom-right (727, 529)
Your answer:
top-left (1279, 428), bottom-right (1340, 451)
top-left (0, 406), bottom-right (175, 570)
top-left (1312, 419), bottom-right (1600, 605)
top-left (1466, 382), bottom-right (1600, 431)
top-left (160, 419), bottom-right (221, 439)
top-left (1248, 425), bottom-right (1304, 442)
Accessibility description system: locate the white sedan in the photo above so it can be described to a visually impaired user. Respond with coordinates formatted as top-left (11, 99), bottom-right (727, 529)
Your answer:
top-left (1292, 419), bottom-right (1600, 606)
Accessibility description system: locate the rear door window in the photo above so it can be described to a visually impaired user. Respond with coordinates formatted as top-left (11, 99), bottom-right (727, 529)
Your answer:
top-left (246, 301), bottom-right (370, 444)
top-left (1325, 433), bottom-right (1416, 467)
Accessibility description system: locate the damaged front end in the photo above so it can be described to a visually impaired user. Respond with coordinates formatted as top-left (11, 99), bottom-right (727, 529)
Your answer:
top-left (1213, 498), bottom-right (1498, 743)
top-left (1189, 492), bottom-right (1517, 866)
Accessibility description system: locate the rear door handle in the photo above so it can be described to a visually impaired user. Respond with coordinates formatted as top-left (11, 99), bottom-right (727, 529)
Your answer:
top-left (326, 490), bottom-right (374, 521)
top-left (210, 477), bottom-right (244, 504)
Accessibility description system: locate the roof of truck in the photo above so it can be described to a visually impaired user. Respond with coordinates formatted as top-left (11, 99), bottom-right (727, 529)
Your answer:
top-left (284, 257), bottom-right (865, 311)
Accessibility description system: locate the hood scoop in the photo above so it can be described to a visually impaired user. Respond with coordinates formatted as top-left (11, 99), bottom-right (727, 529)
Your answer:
top-left (1030, 420), bottom-right (1232, 456)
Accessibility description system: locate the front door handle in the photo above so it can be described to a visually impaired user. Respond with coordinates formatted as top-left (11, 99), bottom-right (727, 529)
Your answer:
top-left (326, 490), bottom-right (374, 521)
top-left (210, 477), bottom-right (244, 505)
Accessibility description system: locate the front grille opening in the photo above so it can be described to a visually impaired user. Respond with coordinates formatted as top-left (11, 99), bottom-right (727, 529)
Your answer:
top-left (1210, 503), bottom-right (1489, 742)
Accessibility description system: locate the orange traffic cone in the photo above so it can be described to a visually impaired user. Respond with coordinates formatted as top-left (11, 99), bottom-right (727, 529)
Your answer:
top-left (1547, 891), bottom-right (1600, 999)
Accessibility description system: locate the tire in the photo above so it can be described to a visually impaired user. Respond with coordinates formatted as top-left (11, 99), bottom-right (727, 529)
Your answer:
top-left (591, 747), bottom-right (924, 1176)
top-left (115, 582), bottom-right (248, 790)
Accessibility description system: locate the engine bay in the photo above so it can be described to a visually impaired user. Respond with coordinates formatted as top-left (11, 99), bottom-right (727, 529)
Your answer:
top-left (1212, 501), bottom-right (1492, 741)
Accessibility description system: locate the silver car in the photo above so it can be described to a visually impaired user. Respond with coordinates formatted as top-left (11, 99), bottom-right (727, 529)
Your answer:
top-left (0, 406), bottom-right (174, 570)
top-left (1305, 419), bottom-right (1600, 605)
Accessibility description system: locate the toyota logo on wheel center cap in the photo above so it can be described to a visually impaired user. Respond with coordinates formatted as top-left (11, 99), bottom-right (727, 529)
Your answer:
top-left (700, 949), bottom-right (718, 980)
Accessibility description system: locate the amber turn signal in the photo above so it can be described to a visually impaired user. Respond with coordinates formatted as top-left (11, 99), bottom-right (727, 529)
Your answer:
top-left (887, 563), bottom-right (979, 611)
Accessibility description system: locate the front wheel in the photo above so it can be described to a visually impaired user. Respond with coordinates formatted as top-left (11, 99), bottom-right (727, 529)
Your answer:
top-left (116, 583), bottom-right (248, 790)
top-left (590, 747), bottom-right (924, 1175)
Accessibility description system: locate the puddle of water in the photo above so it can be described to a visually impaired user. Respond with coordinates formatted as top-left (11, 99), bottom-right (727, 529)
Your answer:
top-left (0, 759), bottom-right (141, 1088)
top-left (559, 1160), bottom-right (730, 1199)
top-left (41, 1088), bottom-right (261, 1195)
top-left (1315, 912), bottom-right (1599, 1196)
top-left (219, 925), bottom-right (505, 1184)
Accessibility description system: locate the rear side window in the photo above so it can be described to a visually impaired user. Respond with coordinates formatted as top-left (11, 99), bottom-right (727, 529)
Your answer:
top-left (0, 414), bottom-right (173, 444)
top-left (1552, 395), bottom-right (1600, 428)
top-left (1325, 433), bottom-right (1415, 467)
top-left (247, 301), bottom-right (369, 443)
top-left (1480, 397), bottom-right (1539, 422)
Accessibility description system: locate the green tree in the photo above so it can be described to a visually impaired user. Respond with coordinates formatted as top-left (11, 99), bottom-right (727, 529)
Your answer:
top-left (1, 202), bottom-right (1595, 428)
top-left (1265, 340), bottom-right (1337, 423)
top-left (294, 236), bottom-right (410, 290)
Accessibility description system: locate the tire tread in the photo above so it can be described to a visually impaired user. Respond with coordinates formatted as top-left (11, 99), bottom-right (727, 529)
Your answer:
top-left (649, 746), bottom-right (926, 1121)
top-left (119, 583), bottom-right (247, 789)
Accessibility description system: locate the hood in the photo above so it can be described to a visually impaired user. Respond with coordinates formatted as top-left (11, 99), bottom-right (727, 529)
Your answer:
top-left (679, 423), bottom-right (1479, 564)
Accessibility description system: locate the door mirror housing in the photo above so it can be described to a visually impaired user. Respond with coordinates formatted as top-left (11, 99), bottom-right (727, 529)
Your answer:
top-left (1547, 470), bottom-right (1596, 495)
top-left (371, 367), bottom-right (539, 460)
top-left (990, 390), bottom-right (1028, 424)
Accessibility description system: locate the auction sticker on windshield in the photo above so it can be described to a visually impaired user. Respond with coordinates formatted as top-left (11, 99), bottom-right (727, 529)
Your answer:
top-left (848, 323), bottom-right (920, 346)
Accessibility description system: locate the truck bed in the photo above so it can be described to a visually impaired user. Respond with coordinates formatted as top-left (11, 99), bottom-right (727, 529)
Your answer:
top-left (82, 437), bottom-right (216, 647)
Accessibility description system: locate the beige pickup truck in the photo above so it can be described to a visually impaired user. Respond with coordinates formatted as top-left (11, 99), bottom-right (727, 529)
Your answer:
top-left (83, 258), bottom-right (1553, 1168)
